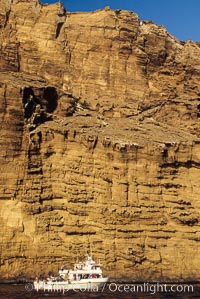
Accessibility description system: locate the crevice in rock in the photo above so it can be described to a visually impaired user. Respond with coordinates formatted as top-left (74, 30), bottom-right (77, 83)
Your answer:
top-left (0, 84), bottom-right (7, 130)
top-left (55, 22), bottom-right (64, 39)
top-left (197, 103), bottom-right (200, 117)
top-left (3, 9), bottom-right (11, 29)
top-left (161, 160), bottom-right (200, 169)
top-left (16, 42), bottom-right (20, 72)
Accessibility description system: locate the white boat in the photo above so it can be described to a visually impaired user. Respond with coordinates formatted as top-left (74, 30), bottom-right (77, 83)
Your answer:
top-left (33, 254), bottom-right (109, 292)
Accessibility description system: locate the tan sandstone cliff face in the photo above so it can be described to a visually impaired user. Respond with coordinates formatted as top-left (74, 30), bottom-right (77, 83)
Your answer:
top-left (0, 0), bottom-right (200, 281)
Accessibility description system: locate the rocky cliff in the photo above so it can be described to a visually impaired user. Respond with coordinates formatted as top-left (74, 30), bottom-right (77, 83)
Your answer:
top-left (0, 0), bottom-right (200, 281)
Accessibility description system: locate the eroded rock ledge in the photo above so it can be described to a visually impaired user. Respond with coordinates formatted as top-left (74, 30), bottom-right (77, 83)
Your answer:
top-left (0, 0), bottom-right (200, 281)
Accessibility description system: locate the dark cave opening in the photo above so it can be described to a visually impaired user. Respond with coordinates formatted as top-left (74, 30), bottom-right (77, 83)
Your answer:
top-left (21, 86), bottom-right (58, 129)
top-left (43, 87), bottom-right (58, 113)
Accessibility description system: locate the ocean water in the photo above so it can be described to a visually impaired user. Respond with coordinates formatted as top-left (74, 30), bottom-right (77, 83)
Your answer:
top-left (0, 283), bottom-right (200, 299)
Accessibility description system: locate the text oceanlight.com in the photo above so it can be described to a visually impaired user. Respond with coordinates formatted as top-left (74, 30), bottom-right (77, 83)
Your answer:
top-left (108, 282), bottom-right (194, 295)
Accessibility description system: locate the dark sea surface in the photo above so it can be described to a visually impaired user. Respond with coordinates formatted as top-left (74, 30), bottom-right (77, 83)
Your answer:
top-left (0, 283), bottom-right (200, 299)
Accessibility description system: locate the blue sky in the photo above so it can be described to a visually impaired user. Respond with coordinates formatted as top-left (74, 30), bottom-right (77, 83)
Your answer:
top-left (41, 0), bottom-right (200, 42)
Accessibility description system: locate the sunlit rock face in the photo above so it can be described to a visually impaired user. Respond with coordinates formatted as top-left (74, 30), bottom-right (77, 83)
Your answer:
top-left (1, 0), bottom-right (200, 281)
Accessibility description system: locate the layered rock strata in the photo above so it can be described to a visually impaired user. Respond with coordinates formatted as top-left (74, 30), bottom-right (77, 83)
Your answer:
top-left (0, 0), bottom-right (200, 280)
